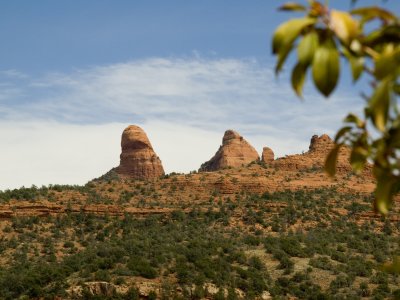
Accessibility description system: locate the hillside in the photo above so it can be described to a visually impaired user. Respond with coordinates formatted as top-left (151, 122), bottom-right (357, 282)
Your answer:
top-left (0, 126), bottom-right (399, 299)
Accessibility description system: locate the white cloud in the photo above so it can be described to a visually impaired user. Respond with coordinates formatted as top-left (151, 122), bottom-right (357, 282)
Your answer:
top-left (3, 57), bottom-right (362, 129)
top-left (0, 120), bottom-right (221, 190)
top-left (0, 121), bottom-right (122, 190)
top-left (0, 69), bottom-right (29, 79)
top-left (0, 57), bottom-right (366, 189)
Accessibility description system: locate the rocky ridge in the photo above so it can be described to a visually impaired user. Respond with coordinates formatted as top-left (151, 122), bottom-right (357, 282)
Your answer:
top-left (0, 129), bottom-right (380, 219)
top-left (272, 134), bottom-right (353, 173)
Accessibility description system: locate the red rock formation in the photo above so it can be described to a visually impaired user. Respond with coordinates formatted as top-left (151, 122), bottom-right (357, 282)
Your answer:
top-left (309, 134), bottom-right (333, 154)
top-left (199, 130), bottom-right (259, 171)
top-left (116, 125), bottom-right (164, 179)
top-left (261, 147), bottom-right (274, 163)
top-left (272, 134), bottom-right (352, 172)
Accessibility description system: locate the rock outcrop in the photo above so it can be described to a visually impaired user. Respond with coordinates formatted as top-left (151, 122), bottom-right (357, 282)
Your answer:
top-left (199, 130), bottom-right (259, 171)
top-left (261, 147), bottom-right (274, 163)
top-left (309, 134), bottom-right (333, 154)
top-left (67, 282), bottom-right (117, 298)
top-left (116, 125), bottom-right (164, 179)
top-left (272, 134), bottom-right (352, 173)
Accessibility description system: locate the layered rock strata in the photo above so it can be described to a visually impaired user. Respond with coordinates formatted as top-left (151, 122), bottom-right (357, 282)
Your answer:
top-left (116, 125), bottom-right (164, 179)
top-left (272, 134), bottom-right (352, 173)
top-left (199, 130), bottom-right (259, 171)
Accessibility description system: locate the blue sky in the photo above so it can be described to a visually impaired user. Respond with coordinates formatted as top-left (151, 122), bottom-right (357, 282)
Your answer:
top-left (0, 1), bottom-right (399, 189)
top-left (0, 1), bottom-right (282, 72)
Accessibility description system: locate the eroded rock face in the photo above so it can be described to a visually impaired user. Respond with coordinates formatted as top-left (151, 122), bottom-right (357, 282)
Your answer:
top-left (199, 130), bottom-right (259, 171)
top-left (67, 282), bottom-right (116, 298)
top-left (116, 125), bottom-right (164, 179)
top-left (272, 134), bottom-right (352, 173)
top-left (261, 147), bottom-right (274, 163)
top-left (309, 134), bottom-right (333, 153)
top-left (84, 282), bottom-right (116, 297)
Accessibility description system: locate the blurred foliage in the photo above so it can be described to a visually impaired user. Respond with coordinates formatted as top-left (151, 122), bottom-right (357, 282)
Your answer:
top-left (272, 0), bottom-right (400, 215)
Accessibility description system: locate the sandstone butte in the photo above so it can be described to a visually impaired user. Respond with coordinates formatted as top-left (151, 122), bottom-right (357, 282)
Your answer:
top-left (199, 129), bottom-right (260, 171)
top-left (115, 125), bottom-right (164, 180)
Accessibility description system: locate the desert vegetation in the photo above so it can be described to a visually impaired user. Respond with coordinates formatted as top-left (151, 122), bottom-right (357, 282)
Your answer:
top-left (0, 183), bottom-right (399, 299)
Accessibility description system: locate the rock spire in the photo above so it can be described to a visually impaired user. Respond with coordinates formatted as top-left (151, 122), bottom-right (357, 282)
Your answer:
top-left (116, 125), bottom-right (164, 179)
top-left (261, 147), bottom-right (274, 163)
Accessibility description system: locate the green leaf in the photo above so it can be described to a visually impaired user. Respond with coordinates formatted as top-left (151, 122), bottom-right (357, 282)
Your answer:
top-left (291, 63), bottom-right (308, 97)
top-left (368, 79), bottom-right (390, 132)
top-left (388, 127), bottom-right (400, 148)
top-left (272, 17), bottom-right (317, 54)
top-left (298, 31), bottom-right (319, 66)
top-left (375, 49), bottom-right (400, 80)
top-left (342, 47), bottom-right (364, 82)
top-left (350, 146), bottom-right (368, 173)
top-left (362, 25), bottom-right (400, 48)
top-left (334, 126), bottom-right (352, 143)
top-left (330, 10), bottom-right (359, 44)
top-left (374, 173), bottom-right (395, 215)
top-left (278, 2), bottom-right (306, 11)
top-left (373, 139), bottom-right (389, 168)
top-left (351, 6), bottom-right (397, 23)
top-left (344, 113), bottom-right (364, 128)
top-left (349, 56), bottom-right (364, 82)
top-left (275, 44), bottom-right (294, 74)
top-left (312, 38), bottom-right (340, 97)
top-left (325, 144), bottom-right (342, 177)
top-left (394, 84), bottom-right (400, 95)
